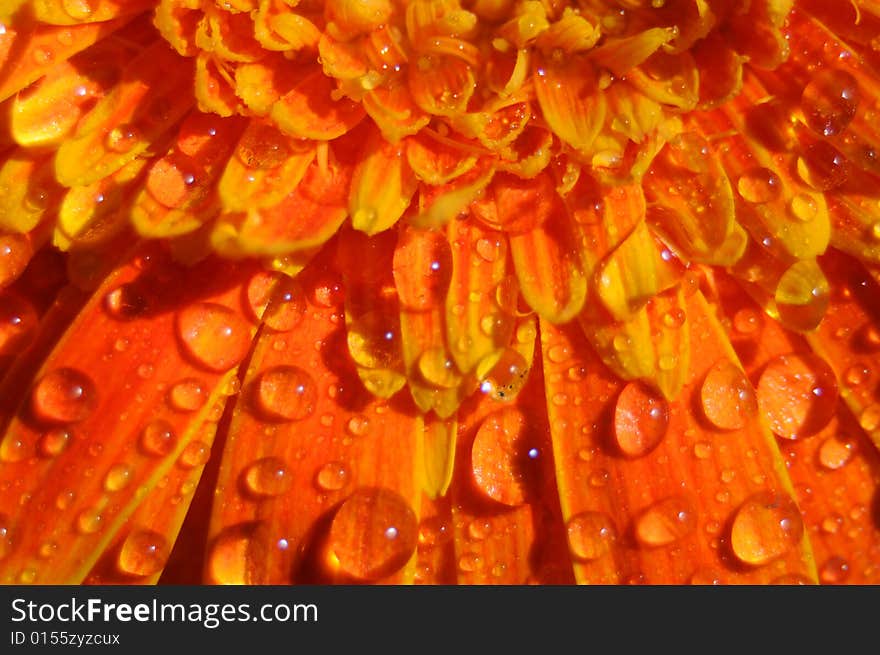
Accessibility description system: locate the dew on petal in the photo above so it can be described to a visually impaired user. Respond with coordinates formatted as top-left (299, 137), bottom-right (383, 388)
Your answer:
top-left (819, 556), bottom-right (850, 584)
top-left (757, 353), bottom-right (838, 440)
top-left (243, 457), bottom-right (292, 497)
top-left (700, 359), bottom-right (757, 431)
top-left (118, 529), bottom-right (170, 577)
top-left (76, 507), bottom-right (103, 534)
top-left (327, 487), bottom-right (418, 581)
top-left (207, 522), bottom-right (265, 584)
top-left (797, 140), bottom-right (850, 190)
top-left (635, 496), bottom-right (697, 547)
top-left (104, 463), bottom-right (132, 492)
top-left (176, 302), bottom-right (251, 372)
top-left (315, 461), bottom-right (350, 492)
top-left (178, 440), bottom-right (211, 468)
top-left (254, 365), bottom-right (317, 422)
top-left (31, 368), bottom-right (98, 424)
top-left (0, 232), bottom-right (32, 288)
top-left (566, 512), bottom-right (617, 561)
top-left (168, 378), bottom-right (207, 412)
top-left (347, 310), bottom-right (402, 370)
top-left (38, 428), bottom-right (71, 457)
top-left (730, 491), bottom-right (804, 566)
top-left (392, 228), bottom-right (453, 311)
top-left (140, 420), bottom-right (177, 457)
top-left (818, 435), bottom-right (856, 470)
top-left (0, 293), bottom-right (37, 357)
top-left (263, 277), bottom-right (307, 332)
top-left (801, 69), bottom-right (860, 137)
top-left (471, 408), bottom-right (531, 506)
top-left (737, 167), bottom-right (781, 203)
top-left (480, 348), bottom-right (529, 401)
top-left (613, 381), bottom-right (669, 457)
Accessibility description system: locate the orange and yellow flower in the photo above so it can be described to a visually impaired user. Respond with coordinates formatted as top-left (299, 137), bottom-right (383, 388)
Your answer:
top-left (0, 0), bottom-right (879, 584)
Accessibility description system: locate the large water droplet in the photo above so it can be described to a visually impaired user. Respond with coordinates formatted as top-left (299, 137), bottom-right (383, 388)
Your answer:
top-left (737, 167), bottom-right (782, 204)
top-left (118, 529), bottom-right (170, 577)
top-left (757, 353), bottom-right (838, 440)
top-left (254, 365), bottom-right (316, 422)
top-left (471, 408), bottom-right (532, 506)
top-left (176, 302), bottom-right (250, 372)
top-left (263, 277), bottom-right (307, 332)
top-left (207, 522), bottom-right (265, 584)
top-left (31, 368), bottom-right (97, 424)
top-left (243, 457), bottom-right (292, 497)
top-left (480, 348), bottom-right (529, 401)
top-left (392, 228), bottom-right (453, 311)
top-left (347, 310), bottom-right (402, 370)
top-left (700, 359), bottom-right (757, 430)
top-left (327, 487), bottom-right (418, 581)
top-left (566, 512), bottom-right (617, 561)
top-left (635, 496), bottom-right (697, 547)
top-left (801, 69), bottom-right (860, 137)
top-left (613, 382), bottom-right (669, 457)
top-left (730, 491), bottom-right (804, 566)
top-left (104, 463), bottom-right (132, 492)
top-left (818, 435), bottom-right (856, 470)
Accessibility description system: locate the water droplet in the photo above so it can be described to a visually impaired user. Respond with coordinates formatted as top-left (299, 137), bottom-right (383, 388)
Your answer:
top-left (346, 415), bottom-right (370, 437)
top-left (62, 0), bottom-right (93, 21)
top-left (613, 382), bottom-right (669, 457)
top-left (347, 310), bottom-right (402, 370)
top-left (104, 283), bottom-right (149, 319)
top-left (418, 516), bottom-right (451, 548)
top-left (859, 403), bottom-right (880, 431)
top-left (700, 359), bottom-right (757, 431)
top-left (176, 302), bottom-right (250, 372)
top-left (788, 193), bottom-right (818, 223)
top-left (168, 378), bottom-right (207, 412)
top-left (819, 556), bottom-right (850, 584)
top-left (104, 463), bottom-right (132, 492)
top-left (76, 507), bottom-right (103, 534)
top-left (262, 277), bottom-right (306, 332)
top-left (757, 353), bottom-right (838, 440)
top-left (730, 491), bottom-right (803, 566)
top-left (243, 457), bottom-right (292, 497)
top-left (315, 461), bottom-right (350, 491)
top-left (417, 348), bottom-right (459, 388)
top-left (38, 428), bottom-right (71, 457)
top-left (635, 496), bottom-right (697, 547)
top-left (0, 232), bottom-right (32, 288)
top-left (693, 441), bottom-right (712, 459)
top-left (118, 529), bottom-right (170, 577)
top-left (31, 368), bottom-right (97, 424)
top-left (207, 522), bottom-right (265, 584)
top-left (566, 512), bottom-right (617, 561)
top-left (327, 487), bottom-right (417, 581)
top-left (254, 365), bottom-right (317, 422)
top-left (104, 125), bottom-right (141, 153)
top-left (480, 348), bottom-right (529, 401)
top-left (818, 435), bottom-right (856, 470)
top-left (0, 513), bottom-right (12, 559)
top-left (732, 308), bottom-right (761, 334)
top-left (798, 140), bottom-right (850, 190)
top-left (140, 420), bottom-right (177, 457)
top-left (471, 408), bottom-right (531, 506)
top-left (737, 167), bottom-right (782, 203)
top-left (392, 228), bottom-right (453, 311)
top-left (179, 440), bottom-right (211, 468)
top-left (801, 69), bottom-right (860, 137)
top-left (0, 293), bottom-right (37, 357)
top-left (18, 568), bottom-right (36, 583)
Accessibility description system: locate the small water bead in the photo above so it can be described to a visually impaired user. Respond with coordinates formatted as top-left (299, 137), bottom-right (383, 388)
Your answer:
top-left (801, 69), bottom-right (860, 137)
top-left (254, 365), bottom-right (317, 422)
top-left (38, 542), bottom-right (57, 559)
top-left (859, 404), bottom-right (880, 432)
top-left (347, 310), bottom-right (402, 370)
top-left (819, 556), bottom-right (850, 584)
top-left (458, 552), bottom-right (483, 573)
top-left (798, 140), bottom-right (851, 190)
top-left (635, 496), bottom-right (697, 547)
top-left (168, 378), bottom-right (207, 412)
top-left (732, 308), bottom-right (761, 335)
top-left (0, 232), bottom-right (33, 288)
top-left (417, 516), bottom-right (451, 548)
top-left (757, 353), bottom-right (838, 440)
top-left (693, 441), bottom-right (712, 459)
top-left (818, 435), bottom-right (856, 470)
top-left (737, 167), bottom-right (782, 204)
top-left (471, 408), bottom-right (531, 506)
top-left (566, 512), bottom-right (617, 561)
top-left (140, 420), bottom-right (177, 457)
top-left (588, 469), bottom-right (610, 488)
top-left (700, 359), bottom-right (757, 431)
top-left (76, 507), bottom-right (103, 534)
top-left (417, 348), bottom-right (459, 388)
top-left (243, 457), bottom-right (292, 497)
top-left (346, 415), bottom-right (370, 437)
top-left (315, 461), bottom-right (350, 491)
top-left (327, 487), bottom-right (418, 581)
top-left (845, 363), bottom-right (870, 387)
top-left (821, 513), bottom-right (844, 535)
top-left (468, 519), bottom-right (492, 541)
top-left (613, 382), bottom-right (669, 458)
top-left (38, 428), bottom-right (71, 457)
top-left (118, 529), bottom-right (170, 577)
top-left (55, 490), bottom-right (75, 510)
top-left (0, 293), bottom-right (37, 357)
top-left (730, 491), bottom-right (804, 566)
top-left (104, 283), bottom-right (149, 319)
top-left (31, 368), bottom-right (98, 424)
top-left (104, 464), bottom-right (132, 492)
top-left (176, 302), bottom-right (251, 372)
top-left (392, 228), bottom-right (454, 311)
top-left (178, 440), bottom-right (211, 468)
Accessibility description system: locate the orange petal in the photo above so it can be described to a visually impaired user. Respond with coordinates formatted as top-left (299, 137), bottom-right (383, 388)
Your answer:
top-left (271, 67), bottom-right (365, 140)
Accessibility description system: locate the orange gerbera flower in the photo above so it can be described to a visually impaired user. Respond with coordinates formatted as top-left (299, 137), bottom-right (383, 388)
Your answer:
top-left (0, 0), bottom-right (879, 585)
